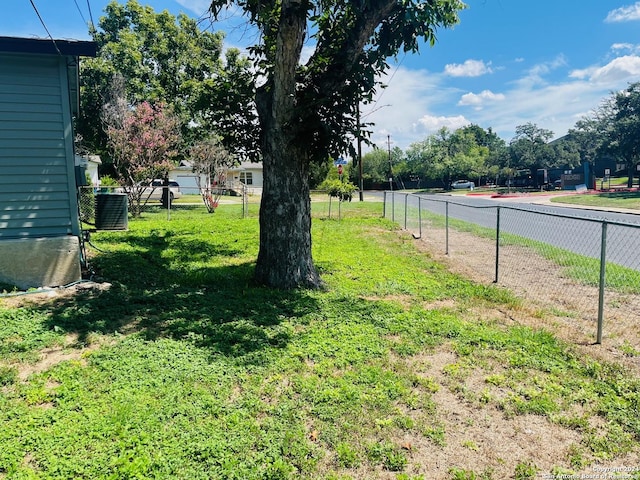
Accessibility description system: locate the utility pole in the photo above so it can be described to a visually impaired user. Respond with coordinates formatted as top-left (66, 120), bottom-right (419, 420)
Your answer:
top-left (356, 102), bottom-right (363, 201)
top-left (387, 134), bottom-right (393, 191)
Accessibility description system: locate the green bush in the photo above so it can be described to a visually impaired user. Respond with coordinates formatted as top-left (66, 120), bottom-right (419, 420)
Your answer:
top-left (319, 179), bottom-right (358, 201)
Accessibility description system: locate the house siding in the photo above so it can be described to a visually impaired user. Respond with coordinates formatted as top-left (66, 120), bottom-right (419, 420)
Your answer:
top-left (0, 53), bottom-right (78, 239)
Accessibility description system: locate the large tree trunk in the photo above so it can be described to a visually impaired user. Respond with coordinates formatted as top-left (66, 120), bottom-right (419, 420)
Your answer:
top-left (253, 0), bottom-right (322, 289)
top-left (254, 147), bottom-right (322, 289)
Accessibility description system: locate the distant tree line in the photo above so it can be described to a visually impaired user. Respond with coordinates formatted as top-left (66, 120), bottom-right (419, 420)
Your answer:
top-left (354, 82), bottom-right (640, 190)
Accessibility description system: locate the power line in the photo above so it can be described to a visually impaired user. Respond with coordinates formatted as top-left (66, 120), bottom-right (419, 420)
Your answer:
top-left (362, 52), bottom-right (407, 119)
top-left (73, 0), bottom-right (87, 26)
top-left (29, 0), bottom-right (62, 55)
top-left (86, 0), bottom-right (96, 33)
top-left (73, 0), bottom-right (95, 34)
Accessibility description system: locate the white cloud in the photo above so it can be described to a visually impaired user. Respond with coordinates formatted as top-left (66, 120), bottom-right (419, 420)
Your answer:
top-left (470, 82), bottom-right (600, 141)
top-left (354, 42), bottom-right (640, 153)
top-left (570, 55), bottom-right (640, 84)
top-left (509, 55), bottom-right (569, 91)
top-left (612, 43), bottom-right (635, 52)
top-left (444, 59), bottom-right (492, 77)
top-left (363, 51), bottom-right (640, 150)
top-left (174, 0), bottom-right (213, 15)
top-left (590, 55), bottom-right (640, 82)
top-left (362, 62), bottom-right (587, 149)
top-left (458, 90), bottom-right (506, 108)
top-left (416, 115), bottom-right (470, 132)
top-left (610, 43), bottom-right (640, 56)
top-left (361, 66), bottom-right (456, 149)
top-left (463, 53), bottom-right (640, 140)
top-left (527, 55), bottom-right (567, 78)
top-left (605, 2), bottom-right (640, 22)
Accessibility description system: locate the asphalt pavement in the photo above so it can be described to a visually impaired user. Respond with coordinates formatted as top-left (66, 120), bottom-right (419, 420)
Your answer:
top-left (464, 191), bottom-right (640, 217)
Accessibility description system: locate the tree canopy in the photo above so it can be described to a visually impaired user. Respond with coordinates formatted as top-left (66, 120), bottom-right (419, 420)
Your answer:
top-left (78, 0), bottom-right (254, 158)
top-left (604, 82), bottom-right (640, 185)
top-left (405, 126), bottom-right (491, 188)
top-left (570, 81), bottom-right (640, 186)
top-left (508, 122), bottom-right (554, 171)
top-left (358, 146), bottom-right (403, 187)
top-left (610, 82), bottom-right (640, 167)
top-left (207, 0), bottom-right (464, 163)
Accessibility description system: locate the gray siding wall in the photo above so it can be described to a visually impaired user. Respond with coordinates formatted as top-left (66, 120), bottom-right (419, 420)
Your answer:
top-left (0, 53), bottom-right (79, 239)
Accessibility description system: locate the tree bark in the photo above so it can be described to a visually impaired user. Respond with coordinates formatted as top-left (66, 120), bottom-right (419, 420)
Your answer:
top-left (254, 146), bottom-right (321, 289)
top-left (253, 0), bottom-right (323, 289)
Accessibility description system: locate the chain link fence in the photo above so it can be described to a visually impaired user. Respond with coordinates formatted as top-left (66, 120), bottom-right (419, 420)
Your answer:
top-left (384, 191), bottom-right (640, 348)
top-left (77, 185), bottom-right (253, 226)
top-left (77, 187), bottom-right (365, 227)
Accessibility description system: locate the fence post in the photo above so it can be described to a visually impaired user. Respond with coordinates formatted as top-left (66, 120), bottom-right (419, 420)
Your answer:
top-left (166, 185), bottom-right (171, 221)
top-left (242, 184), bottom-right (248, 218)
top-left (418, 196), bottom-right (422, 238)
top-left (445, 201), bottom-right (449, 255)
top-left (596, 221), bottom-right (608, 345)
top-left (383, 191), bottom-right (386, 218)
top-left (404, 194), bottom-right (408, 229)
top-left (392, 192), bottom-right (395, 223)
top-left (494, 207), bottom-right (500, 283)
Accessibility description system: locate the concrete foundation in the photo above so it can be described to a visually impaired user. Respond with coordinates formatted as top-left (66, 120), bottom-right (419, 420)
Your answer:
top-left (0, 236), bottom-right (82, 290)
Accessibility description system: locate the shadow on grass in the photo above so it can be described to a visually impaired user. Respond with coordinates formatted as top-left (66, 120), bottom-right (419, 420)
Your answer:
top-left (41, 233), bottom-right (319, 365)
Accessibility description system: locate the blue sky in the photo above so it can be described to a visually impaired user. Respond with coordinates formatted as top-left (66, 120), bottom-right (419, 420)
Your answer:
top-left (3, 0), bottom-right (640, 151)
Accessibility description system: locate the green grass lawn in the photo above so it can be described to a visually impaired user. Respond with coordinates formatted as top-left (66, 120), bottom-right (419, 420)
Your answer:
top-left (551, 191), bottom-right (640, 210)
top-left (1, 202), bottom-right (640, 479)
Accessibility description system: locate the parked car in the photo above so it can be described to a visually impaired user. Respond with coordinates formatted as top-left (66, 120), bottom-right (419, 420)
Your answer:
top-left (115, 180), bottom-right (182, 202)
top-left (141, 180), bottom-right (182, 202)
top-left (451, 180), bottom-right (475, 189)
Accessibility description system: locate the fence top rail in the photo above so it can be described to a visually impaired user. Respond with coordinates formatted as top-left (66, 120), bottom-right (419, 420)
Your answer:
top-left (387, 191), bottom-right (640, 230)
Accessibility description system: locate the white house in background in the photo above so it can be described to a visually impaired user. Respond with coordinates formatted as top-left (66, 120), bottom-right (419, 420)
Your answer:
top-left (227, 161), bottom-right (263, 195)
top-left (75, 154), bottom-right (101, 186)
top-left (168, 160), bottom-right (207, 196)
top-left (168, 160), bottom-right (264, 196)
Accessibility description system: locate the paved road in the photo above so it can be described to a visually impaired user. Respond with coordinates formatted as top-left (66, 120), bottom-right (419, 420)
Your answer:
top-left (383, 191), bottom-right (640, 271)
top-left (452, 192), bottom-right (640, 224)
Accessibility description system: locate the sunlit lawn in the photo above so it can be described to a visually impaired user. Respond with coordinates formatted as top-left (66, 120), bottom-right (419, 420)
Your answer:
top-left (1, 201), bottom-right (639, 478)
top-left (551, 191), bottom-right (640, 210)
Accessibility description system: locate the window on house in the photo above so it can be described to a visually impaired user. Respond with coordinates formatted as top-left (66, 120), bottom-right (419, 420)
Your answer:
top-left (239, 172), bottom-right (253, 185)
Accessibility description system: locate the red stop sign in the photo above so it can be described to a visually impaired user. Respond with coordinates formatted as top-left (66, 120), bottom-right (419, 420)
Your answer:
top-left (337, 165), bottom-right (343, 175)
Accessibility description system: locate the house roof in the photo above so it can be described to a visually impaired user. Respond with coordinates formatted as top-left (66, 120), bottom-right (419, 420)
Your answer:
top-left (0, 36), bottom-right (96, 57)
top-left (75, 155), bottom-right (102, 165)
top-left (229, 161), bottom-right (263, 171)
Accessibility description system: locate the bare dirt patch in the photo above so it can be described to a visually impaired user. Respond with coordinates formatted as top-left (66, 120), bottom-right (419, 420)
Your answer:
top-left (1, 282), bottom-right (112, 382)
top-left (332, 344), bottom-right (640, 479)
top-left (326, 227), bottom-right (640, 479)
top-left (13, 333), bottom-right (99, 382)
top-left (409, 350), bottom-right (574, 477)
top-left (402, 348), bottom-right (640, 479)
top-left (409, 226), bottom-right (640, 375)
top-left (0, 281), bottom-right (112, 309)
